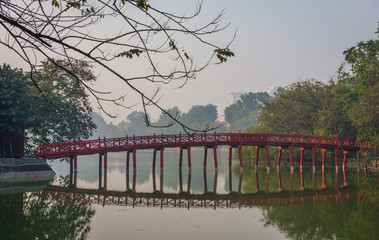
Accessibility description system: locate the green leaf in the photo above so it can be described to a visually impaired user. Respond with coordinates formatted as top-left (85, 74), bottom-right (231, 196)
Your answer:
top-left (214, 48), bottom-right (235, 63)
top-left (116, 49), bottom-right (144, 59)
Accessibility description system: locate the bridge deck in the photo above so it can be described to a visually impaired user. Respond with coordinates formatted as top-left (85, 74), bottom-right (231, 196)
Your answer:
top-left (35, 133), bottom-right (363, 159)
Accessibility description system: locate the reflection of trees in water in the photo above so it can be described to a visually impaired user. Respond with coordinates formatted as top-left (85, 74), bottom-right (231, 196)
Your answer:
top-left (0, 191), bottom-right (95, 240)
top-left (259, 175), bottom-right (379, 240)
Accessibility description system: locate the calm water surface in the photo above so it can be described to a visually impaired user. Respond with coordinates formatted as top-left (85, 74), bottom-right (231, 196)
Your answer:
top-left (1, 148), bottom-right (378, 240)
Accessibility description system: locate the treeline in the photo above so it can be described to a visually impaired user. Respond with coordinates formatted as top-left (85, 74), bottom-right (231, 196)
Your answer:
top-left (91, 104), bottom-right (225, 138)
top-left (255, 34), bottom-right (378, 143)
top-left (241, 31), bottom-right (378, 164)
top-left (224, 91), bottom-right (282, 132)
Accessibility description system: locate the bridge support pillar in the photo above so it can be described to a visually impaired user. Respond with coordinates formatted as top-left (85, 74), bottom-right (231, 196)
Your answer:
top-left (343, 150), bottom-right (348, 168)
top-left (179, 147), bottom-right (183, 169)
top-left (356, 150), bottom-right (360, 172)
top-left (187, 147), bottom-right (192, 170)
top-left (187, 171), bottom-right (192, 194)
top-left (104, 152), bottom-right (108, 190)
top-left (255, 146), bottom-right (259, 167)
top-left (70, 156), bottom-right (74, 173)
top-left (152, 149), bottom-right (157, 169)
top-left (74, 155), bottom-right (78, 172)
top-left (213, 146), bottom-right (218, 169)
top-left (126, 151), bottom-right (130, 171)
top-left (334, 148), bottom-right (338, 172)
top-left (99, 153), bottom-right (102, 170)
top-left (228, 146), bottom-right (233, 168)
top-left (265, 145), bottom-right (270, 168)
top-left (277, 146), bottom-right (282, 167)
top-left (98, 154), bottom-right (103, 189)
top-left (238, 145), bottom-right (243, 169)
top-left (300, 169), bottom-right (304, 191)
top-left (160, 170), bottom-right (164, 193)
top-left (160, 148), bottom-right (164, 172)
top-left (213, 170), bottom-right (218, 194)
top-left (104, 152), bottom-right (107, 171)
top-left (289, 146), bottom-right (293, 168)
top-left (203, 168), bottom-right (208, 193)
top-left (312, 147), bottom-right (316, 171)
top-left (322, 148), bottom-right (326, 171)
top-left (238, 171), bottom-right (243, 195)
top-left (203, 147), bottom-right (208, 168)
top-left (300, 147), bottom-right (304, 171)
top-left (133, 149), bottom-right (137, 172)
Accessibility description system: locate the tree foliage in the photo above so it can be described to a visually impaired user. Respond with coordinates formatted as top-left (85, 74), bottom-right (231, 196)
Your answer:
top-left (225, 92), bottom-right (273, 131)
top-left (0, 0), bottom-right (234, 133)
top-left (0, 61), bottom-right (96, 145)
top-left (255, 29), bottom-right (378, 164)
top-left (259, 30), bottom-right (378, 143)
top-left (0, 64), bottom-right (30, 134)
top-left (92, 104), bottom-right (221, 137)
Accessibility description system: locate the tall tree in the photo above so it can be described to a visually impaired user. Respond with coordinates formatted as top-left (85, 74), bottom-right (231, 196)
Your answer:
top-left (0, 61), bottom-right (96, 146)
top-left (0, 0), bottom-right (234, 133)
top-left (26, 59), bottom-right (96, 144)
top-left (225, 92), bottom-right (273, 131)
top-left (0, 64), bottom-right (30, 134)
top-left (340, 33), bottom-right (379, 143)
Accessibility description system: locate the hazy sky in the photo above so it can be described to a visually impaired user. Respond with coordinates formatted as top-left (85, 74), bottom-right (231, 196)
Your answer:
top-left (1, 0), bottom-right (378, 123)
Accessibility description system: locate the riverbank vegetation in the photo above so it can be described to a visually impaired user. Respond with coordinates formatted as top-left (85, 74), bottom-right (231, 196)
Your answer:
top-left (237, 29), bottom-right (378, 166)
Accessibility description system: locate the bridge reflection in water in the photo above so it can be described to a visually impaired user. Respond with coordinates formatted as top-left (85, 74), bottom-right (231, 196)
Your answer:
top-left (39, 167), bottom-right (361, 209)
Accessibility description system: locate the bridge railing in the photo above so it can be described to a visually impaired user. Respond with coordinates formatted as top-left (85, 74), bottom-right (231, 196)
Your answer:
top-left (35, 132), bottom-right (363, 157)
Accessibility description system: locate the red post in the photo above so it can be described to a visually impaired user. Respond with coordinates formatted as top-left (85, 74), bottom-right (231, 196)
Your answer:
top-left (300, 147), bottom-right (304, 168)
top-left (334, 148), bottom-right (338, 170)
top-left (255, 146), bottom-right (259, 167)
top-left (289, 171), bottom-right (293, 194)
top-left (238, 145), bottom-right (243, 168)
top-left (265, 145), bottom-right (270, 168)
top-left (238, 172), bottom-right (243, 195)
top-left (104, 152), bottom-right (107, 171)
top-left (289, 146), bottom-right (293, 168)
top-left (99, 154), bottom-right (102, 170)
top-left (160, 170), bottom-right (164, 193)
top-left (322, 169), bottom-right (326, 189)
top-left (126, 151), bottom-right (130, 171)
top-left (312, 147), bottom-right (316, 168)
top-left (322, 148), bottom-right (326, 169)
top-left (74, 155), bottom-right (78, 172)
top-left (160, 148), bottom-right (164, 171)
top-left (203, 147), bottom-right (208, 168)
top-left (133, 149), bottom-right (137, 171)
top-left (228, 146), bottom-right (233, 168)
top-left (277, 146), bottom-right (282, 167)
top-left (152, 149), bottom-right (157, 169)
top-left (187, 147), bottom-right (192, 170)
top-left (343, 150), bottom-right (348, 167)
top-left (213, 170), bottom-right (218, 194)
top-left (213, 146), bottom-right (218, 168)
top-left (179, 147), bottom-right (183, 168)
top-left (300, 170), bottom-right (304, 191)
top-left (356, 150), bottom-right (360, 171)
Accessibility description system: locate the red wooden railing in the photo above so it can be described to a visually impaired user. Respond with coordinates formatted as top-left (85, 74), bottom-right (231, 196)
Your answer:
top-left (35, 132), bottom-right (364, 159)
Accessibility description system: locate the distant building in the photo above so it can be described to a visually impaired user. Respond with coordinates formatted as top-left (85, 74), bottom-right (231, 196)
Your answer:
top-left (266, 86), bottom-right (279, 96)
top-left (218, 114), bottom-right (225, 123)
top-left (227, 92), bottom-right (246, 106)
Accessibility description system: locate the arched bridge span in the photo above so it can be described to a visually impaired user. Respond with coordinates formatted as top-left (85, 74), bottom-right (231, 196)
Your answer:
top-left (35, 132), bottom-right (364, 171)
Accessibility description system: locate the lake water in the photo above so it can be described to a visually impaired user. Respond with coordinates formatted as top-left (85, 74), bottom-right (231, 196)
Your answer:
top-left (1, 148), bottom-right (378, 239)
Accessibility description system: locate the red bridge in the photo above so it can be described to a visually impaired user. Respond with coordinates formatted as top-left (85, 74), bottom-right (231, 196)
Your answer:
top-left (35, 132), bottom-right (364, 171)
